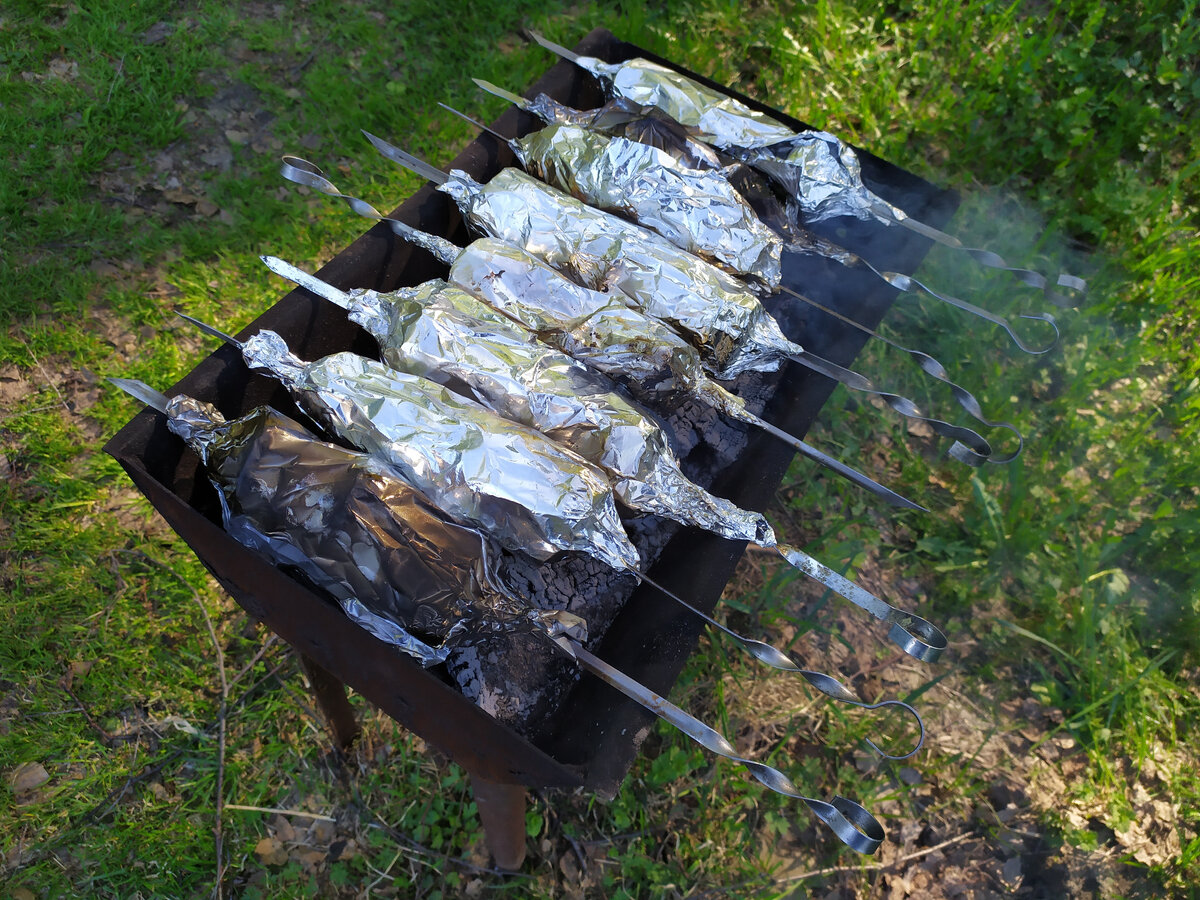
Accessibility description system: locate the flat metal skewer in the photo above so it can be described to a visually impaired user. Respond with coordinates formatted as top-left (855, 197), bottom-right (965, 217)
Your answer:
top-left (278, 154), bottom-right (928, 512)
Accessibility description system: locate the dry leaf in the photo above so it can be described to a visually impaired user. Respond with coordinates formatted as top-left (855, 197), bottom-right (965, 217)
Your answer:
top-left (9, 761), bottom-right (50, 794)
top-left (254, 836), bottom-right (289, 866)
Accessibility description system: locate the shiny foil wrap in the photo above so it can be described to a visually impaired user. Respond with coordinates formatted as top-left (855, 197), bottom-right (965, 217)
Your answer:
top-left (163, 396), bottom-right (584, 664)
top-left (514, 123), bottom-right (782, 287)
top-left (524, 92), bottom-right (726, 171)
top-left (447, 238), bottom-right (749, 411)
top-left (573, 55), bottom-right (796, 150)
top-left (439, 167), bottom-right (800, 378)
top-left (731, 133), bottom-right (907, 225)
top-left (237, 330), bottom-right (642, 573)
top-left (573, 54), bottom-right (908, 227)
top-left (351, 276), bottom-right (775, 546)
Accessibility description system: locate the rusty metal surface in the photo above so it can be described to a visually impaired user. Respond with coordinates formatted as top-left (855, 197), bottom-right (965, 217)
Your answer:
top-left (105, 27), bottom-right (958, 794)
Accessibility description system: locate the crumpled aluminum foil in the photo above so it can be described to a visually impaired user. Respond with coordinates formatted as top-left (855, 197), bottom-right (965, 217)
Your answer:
top-left (237, 330), bottom-right (642, 574)
top-left (569, 54), bottom-right (909, 227)
top-left (513, 123), bottom-right (782, 286)
top-left (523, 91), bottom-right (726, 172)
top-left (445, 237), bottom-right (757, 422)
top-left (573, 55), bottom-right (796, 150)
top-left (347, 276), bottom-right (775, 545)
top-left (164, 395), bottom-right (585, 664)
top-left (438, 167), bottom-right (800, 378)
top-left (731, 133), bottom-right (908, 225)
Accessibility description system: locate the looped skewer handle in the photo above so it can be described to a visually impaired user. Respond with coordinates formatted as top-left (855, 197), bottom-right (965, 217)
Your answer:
top-left (634, 571), bottom-right (924, 759)
top-left (892, 214), bottom-right (1086, 309)
top-left (775, 285), bottom-right (1023, 463)
top-left (879, 267), bottom-right (1061, 355)
top-left (777, 545), bottom-right (947, 663)
top-left (569, 640), bottom-right (886, 854)
top-left (783, 347), bottom-right (994, 466)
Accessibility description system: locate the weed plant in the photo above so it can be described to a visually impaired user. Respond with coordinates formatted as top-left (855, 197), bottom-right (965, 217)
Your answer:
top-left (1, 0), bottom-right (1197, 896)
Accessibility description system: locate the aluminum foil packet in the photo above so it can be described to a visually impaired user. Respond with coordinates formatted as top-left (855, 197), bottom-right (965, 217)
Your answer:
top-left (731, 132), bottom-right (908, 225)
top-left (523, 91), bottom-right (727, 171)
top-left (163, 395), bottom-right (585, 664)
top-left (445, 237), bottom-right (755, 414)
top-left (438, 167), bottom-right (797, 378)
top-left (238, 330), bottom-right (643, 573)
top-left (513, 122), bottom-right (783, 287)
top-left (572, 54), bottom-right (796, 150)
top-left (352, 276), bottom-right (775, 546)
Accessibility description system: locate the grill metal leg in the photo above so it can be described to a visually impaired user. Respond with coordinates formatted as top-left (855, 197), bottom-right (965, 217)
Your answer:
top-left (469, 772), bottom-right (528, 870)
top-left (299, 653), bottom-right (362, 750)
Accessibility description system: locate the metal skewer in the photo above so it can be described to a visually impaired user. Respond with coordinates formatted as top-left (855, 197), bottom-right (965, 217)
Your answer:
top-left (427, 105), bottom-right (998, 465)
top-left (526, 30), bottom-right (1086, 312)
top-left (277, 155), bottom-right (929, 512)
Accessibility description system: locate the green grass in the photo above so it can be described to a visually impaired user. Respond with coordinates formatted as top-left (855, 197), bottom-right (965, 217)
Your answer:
top-left (2, 0), bottom-right (1199, 896)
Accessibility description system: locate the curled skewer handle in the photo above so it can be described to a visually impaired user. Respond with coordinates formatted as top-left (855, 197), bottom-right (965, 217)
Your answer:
top-left (780, 345), bottom-right (995, 464)
top-left (881, 269), bottom-right (1061, 355)
top-left (776, 284), bottom-right (1023, 463)
top-left (635, 571), bottom-right (925, 759)
top-left (797, 671), bottom-right (925, 761)
top-left (568, 640), bottom-right (885, 854)
top-left (893, 214), bottom-right (1086, 308)
top-left (778, 545), bottom-right (947, 662)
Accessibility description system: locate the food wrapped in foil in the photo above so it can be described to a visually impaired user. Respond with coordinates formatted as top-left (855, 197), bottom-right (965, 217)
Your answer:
top-left (292, 270), bottom-right (775, 546)
top-left (437, 165), bottom-right (796, 379)
top-left (531, 34), bottom-right (1086, 304)
top-left (509, 122), bottom-right (782, 286)
top-left (444, 237), bottom-right (766, 423)
top-left (122, 384), bottom-right (583, 664)
top-left (509, 86), bottom-right (728, 171)
top-left (431, 164), bottom-right (993, 459)
top-left (561, 52), bottom-right (797, 150)
top-left (230, 329), bottom-right (643, 574)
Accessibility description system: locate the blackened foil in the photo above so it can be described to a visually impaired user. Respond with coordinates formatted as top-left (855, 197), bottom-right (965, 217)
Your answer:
top-left (731, 133), bottom-right (907, 225)
top-left (164, 396), bottom-right (584, 664)
top-left (237, 330), bottom-right (642, 574)
top-left (514, 123), bottom-right (782, 287)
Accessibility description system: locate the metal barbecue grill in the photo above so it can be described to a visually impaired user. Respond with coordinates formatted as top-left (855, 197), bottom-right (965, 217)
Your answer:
top-left (104, 27), bottom-right (958, 865)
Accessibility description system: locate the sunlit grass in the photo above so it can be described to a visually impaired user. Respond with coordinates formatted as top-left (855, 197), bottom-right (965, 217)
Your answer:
top-left (2, 0), bottom-right (1198, 895)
